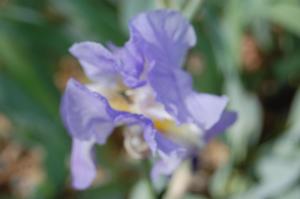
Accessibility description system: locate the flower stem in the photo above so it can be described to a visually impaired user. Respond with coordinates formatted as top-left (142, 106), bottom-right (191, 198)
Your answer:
top-left (141, 160), bottom-right (157, 199)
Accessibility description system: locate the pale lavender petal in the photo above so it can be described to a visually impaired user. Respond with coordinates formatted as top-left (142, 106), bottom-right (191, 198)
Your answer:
top-left (130, 9), bottom-right (196, 67)
top-left (151, 132), bottom-right (188, 181)
top-left (204, 111), bottom-right (237, 142)
top-left (71, 138), bottom-right (96, 190)
top-left (151, 149), bottom-right (188, 182)
top-left (111, 40), bottom-right (146, 87)
top-left (185, 93), bottom-right (228, 130)
top-left (104, 10), bottom-right (196, 88)
top-left (128, 10), bottom-right (228, 130)
top-left (113, 112), bottom-right (158, 153)
top-left (148, 67), bottom-right (192, 124)
top-left (154, 132), bottom-right (184, 155)
top-left (69, 42), bottom-right (118, 82)
top-left (149, 66), bottom-right (228, 130)
top-left (60, 78), bottom-right (115, 144)
top-left (151, 152), bottom-right (183, 182)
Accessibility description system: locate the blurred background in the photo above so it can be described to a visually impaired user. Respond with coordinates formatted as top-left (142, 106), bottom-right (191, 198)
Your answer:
top-left (0, 0), bottom-right (300, 198)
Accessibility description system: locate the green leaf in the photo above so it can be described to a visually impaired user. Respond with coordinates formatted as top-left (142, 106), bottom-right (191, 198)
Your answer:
top-left (50, 0), bottom-right (126, 43)
top-left (232, 89), bottom-right (300, 199)
top-left (76, 182), bottom-right (125, 199)
top-left (224, 77), bottom-right (263, 161)
top-left (287, 89), bottom-right (300, 130)
top-left (0, 31), bottom-right (58, 116)
top-left (193, 23), bottom-right (223, 93)
top-left (129, 179), bottom-right (154, 199)
top-left (276, 186), bottom-right (300, 199)
top-left (266, 3), bottom-right (300, 36)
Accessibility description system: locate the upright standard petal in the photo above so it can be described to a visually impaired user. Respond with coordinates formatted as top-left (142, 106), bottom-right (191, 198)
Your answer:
top-left (101, 10), bottom-right (197, 88)
top-left (129, 9), bottom-right (196, 67)
top-left (69, 42), bottom-right (118, 82)
top-left (71, 138), bottom-right (96, 190)
top-left (68, 10), bottom-right (196, 88)
top-left (109, 40), bottom-right (146, 87)
top-left (128, 10), bottom-right (228, 130)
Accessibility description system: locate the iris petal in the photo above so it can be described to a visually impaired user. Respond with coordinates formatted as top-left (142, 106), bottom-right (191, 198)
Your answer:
top-left (130, 10), bottom-right (196, 67)
top-left (129, 10), bottom-right (228, 130)
top-left (61, 79), bottom-right (188, 188)
top-left (60, 78), bottom-right (115, 144)
top-left (69, 42), bottom-right (118, 83)
top-left (204, 111), bottom-right (238, 142)
top-left (62, 10), bottom-right (237, 189)
top-left (71, 138), bottom-right (96, 190)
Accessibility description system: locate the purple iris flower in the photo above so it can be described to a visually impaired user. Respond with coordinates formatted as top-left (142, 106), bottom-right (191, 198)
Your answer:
top-left (61, 9), bottom-right (236, 190)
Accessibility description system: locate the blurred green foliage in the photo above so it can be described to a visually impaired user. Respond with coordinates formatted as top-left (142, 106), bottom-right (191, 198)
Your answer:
top-left (0, 0), bottom-right (300, 198)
